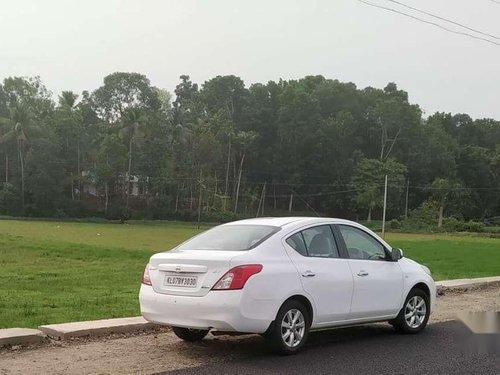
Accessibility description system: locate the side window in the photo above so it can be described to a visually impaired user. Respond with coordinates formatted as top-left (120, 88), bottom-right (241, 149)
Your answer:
top-left (338, 225), bottom-right (387, 261)
top-left (286, 233), bottom-right (307, 256)
top-left (302, 225), bottom-right (339, 258)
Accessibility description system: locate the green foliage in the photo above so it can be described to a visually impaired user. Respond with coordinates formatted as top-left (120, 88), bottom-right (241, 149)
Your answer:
top-left (0, 182), bottom-right (19, 215)
top-left (390, 218), bottom-right (401, 229)
top-left (442, 217), bottom-right (484, 233)
top-left (403, 200), bottom-right (439, 230)
top-left (351, 158), bottom-right (407, 220)
top-left (0, 73), bottom-right (499, 221)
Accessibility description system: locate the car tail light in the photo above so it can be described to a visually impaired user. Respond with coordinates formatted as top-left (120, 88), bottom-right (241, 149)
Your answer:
top-left (212, 264), bottom-right (263, 291)
top-left (141, 263), bottom-right (152, 286)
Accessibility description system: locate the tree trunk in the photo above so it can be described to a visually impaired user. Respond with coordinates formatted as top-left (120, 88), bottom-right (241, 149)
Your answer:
top-left (197, 170), bottom-right (203, 229)
top-left (234, 153), bottom-right (245, 214)
top-left (18, 140), bottom-right (25, 211)
top-left (71, 173), bottom-right (75, 200)
top-left (5, 153), bottom-right (8, 183)
top-left (77, 139), bottom-right (81, 200)
top-left (380, 125), bottom-right (386, 161)
top-left (189, 183), bottom-right (193, 211)
top-left (438, 203), bottom-right (444, 228)
top-left (256, 182), bottom-right (266, 217)
top-left (213, 170), bottom-right (218, 207)
top-left (273, 184), bottom-right (277, 210)
top-left (104, 181), bottom-right (109, 215)
top-left (223, 138), bottom-right (231, 211)
top-left (126, 138), bottom-right (133, 209)
top-left (367, 205), bottom-right (372, 222)
top-left (175, 189), bottom-right (179, 213)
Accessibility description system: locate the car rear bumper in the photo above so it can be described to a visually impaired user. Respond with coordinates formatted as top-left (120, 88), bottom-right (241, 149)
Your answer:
top-left (139, 285), bottom-right (275, 333)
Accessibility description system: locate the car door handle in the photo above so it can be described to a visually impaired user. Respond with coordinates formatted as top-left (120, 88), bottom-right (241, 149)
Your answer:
top-left (302, 270), bottom-right (316, 277)
top-left (357, 270), bottom-right (369, 277)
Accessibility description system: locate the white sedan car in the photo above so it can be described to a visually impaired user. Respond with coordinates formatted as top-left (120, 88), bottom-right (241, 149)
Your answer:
top-left (140, 217), bottom-right (436, 354)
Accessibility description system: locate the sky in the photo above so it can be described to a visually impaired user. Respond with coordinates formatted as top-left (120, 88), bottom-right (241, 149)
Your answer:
top-left (1, 0), bottom-right (499, 119)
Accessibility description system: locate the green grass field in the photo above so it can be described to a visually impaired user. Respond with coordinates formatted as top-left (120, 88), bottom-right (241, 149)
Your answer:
top-left (0, 219), bottom-right (499, 328)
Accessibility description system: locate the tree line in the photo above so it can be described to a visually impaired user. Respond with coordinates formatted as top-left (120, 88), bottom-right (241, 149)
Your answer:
top-left (0, 73), bottom-right (499, 226)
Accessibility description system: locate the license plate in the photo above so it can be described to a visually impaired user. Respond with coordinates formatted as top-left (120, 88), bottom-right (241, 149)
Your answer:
top-left (164, 275), bottom-right (198, 288)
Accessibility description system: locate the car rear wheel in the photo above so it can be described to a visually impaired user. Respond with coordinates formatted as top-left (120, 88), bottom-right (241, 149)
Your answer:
top-left (391, 288), bottom-right (430, 334)
top-left (172, 327), bottom-right (209, 342)
top-left (267, 300), bottom-right (311, 355)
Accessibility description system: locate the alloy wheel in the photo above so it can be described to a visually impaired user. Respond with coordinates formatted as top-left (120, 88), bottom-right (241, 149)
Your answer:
top-left (281, 308), bottom-right (306, 348)
top-left (404, 295), bottom-right (427, 329)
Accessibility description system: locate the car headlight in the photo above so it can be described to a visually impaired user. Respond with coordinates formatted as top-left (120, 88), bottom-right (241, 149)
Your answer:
top-left (421, 265), bottom-right (432, 276)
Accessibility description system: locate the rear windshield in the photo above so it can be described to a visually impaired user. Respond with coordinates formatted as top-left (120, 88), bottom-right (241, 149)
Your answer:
top-left (177, 225), bottom-right (280, 251)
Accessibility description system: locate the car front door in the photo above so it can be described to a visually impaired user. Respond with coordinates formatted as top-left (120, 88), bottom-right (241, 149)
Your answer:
top-left (283, 224), bottom-right (353, 325)
top-left (335, 224), bottom-right (404, 320)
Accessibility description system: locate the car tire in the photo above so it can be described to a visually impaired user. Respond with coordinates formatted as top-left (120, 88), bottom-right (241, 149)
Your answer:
top-left (391, 288), bottom-right (430, 334)
top-left (267, 300), bottom-right (311, 355)
top-left (172, 327), bottom-right (209, 342)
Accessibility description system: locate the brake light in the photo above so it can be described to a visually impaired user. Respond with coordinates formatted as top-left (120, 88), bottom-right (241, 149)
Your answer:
top-left (141, 263), bottom-right (152, 286)
top-left (212, 264), bottom-right (263, 290)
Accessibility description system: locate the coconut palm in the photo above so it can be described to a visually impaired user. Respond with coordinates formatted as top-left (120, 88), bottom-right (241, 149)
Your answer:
top-left (0, 104), bottom-right (31, 209)
top-left (119, 107), bottom-right (145, 208)
top-left (56, 91), bottom-right (84, 199)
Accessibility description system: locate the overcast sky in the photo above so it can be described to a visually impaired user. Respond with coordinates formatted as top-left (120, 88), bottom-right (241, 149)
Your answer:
top-left (1, 0), bottom-right (499, 119)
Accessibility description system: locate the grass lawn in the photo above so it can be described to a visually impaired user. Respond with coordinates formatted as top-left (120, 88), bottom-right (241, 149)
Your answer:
top-left (0, 218), bottom-right (499, 328)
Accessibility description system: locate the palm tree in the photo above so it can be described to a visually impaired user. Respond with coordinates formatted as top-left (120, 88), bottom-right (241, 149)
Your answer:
top-left (119, 108), bottom-right (144, 209)
top-left (0, 104), bottom-right (31, 210)
top-left (57, 91), bottom-right (82, 199)
top-left (59, 91), bottom-right (78, 109)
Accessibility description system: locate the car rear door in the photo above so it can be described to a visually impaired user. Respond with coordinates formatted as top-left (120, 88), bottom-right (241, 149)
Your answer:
top-left (334, 224), bottom-right (404, 319)
top-left (283, 224), bottom-right (354, 325)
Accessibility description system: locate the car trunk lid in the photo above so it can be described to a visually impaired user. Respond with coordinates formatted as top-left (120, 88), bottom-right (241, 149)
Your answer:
top-left (148, 250), bottom-right (243, 297)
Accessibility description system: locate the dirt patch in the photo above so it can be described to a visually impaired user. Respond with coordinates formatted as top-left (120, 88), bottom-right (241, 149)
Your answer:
top-left (431, 286), bottom-right (499, 323)
top-left (1, 286), bottom-right (498, 375)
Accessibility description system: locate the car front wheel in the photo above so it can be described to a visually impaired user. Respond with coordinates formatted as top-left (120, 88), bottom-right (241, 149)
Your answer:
top-left (391, 288), bottom-right (430, 333)
top-left (172, 327), bottom-right (209, 342)
top-left (268, 300), bottom-right (311, 355)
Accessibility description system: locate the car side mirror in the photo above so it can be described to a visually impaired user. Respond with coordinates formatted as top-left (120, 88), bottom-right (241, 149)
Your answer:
top-left (390, 248), bottom-right (403, 261)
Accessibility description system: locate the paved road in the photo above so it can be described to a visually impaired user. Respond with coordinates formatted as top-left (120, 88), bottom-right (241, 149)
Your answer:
top-left (161, 321), bottom-right (498, 375)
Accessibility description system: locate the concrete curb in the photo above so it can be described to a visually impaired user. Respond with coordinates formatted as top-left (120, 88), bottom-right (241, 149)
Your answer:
top-left (0, 328), bottom-right (46, 347)
top-left (435, 276), bottom-right (500, 291)
top-left (38, 316), bottom-right (156, 340)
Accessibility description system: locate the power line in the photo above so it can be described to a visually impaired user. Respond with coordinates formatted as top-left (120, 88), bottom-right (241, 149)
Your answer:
top-left (490, 0), bottom-right (500, 5)
top-left (357, 0), bottom-right (500, 47)
top-left (386, 0), bottom-right (500, 41)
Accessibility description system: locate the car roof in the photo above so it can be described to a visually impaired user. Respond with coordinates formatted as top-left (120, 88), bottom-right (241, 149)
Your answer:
top-left (222, 216), bottom-right (393, 250)
top-left (224, 216), bottom-right (358, 228)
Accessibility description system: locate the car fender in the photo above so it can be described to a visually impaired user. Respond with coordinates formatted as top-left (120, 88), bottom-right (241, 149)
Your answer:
top-left (398, 258), bottom-right (437, 311)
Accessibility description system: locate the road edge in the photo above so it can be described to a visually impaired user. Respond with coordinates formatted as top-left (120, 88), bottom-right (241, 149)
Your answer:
top-left (1, 276), bottom-right (499, 347)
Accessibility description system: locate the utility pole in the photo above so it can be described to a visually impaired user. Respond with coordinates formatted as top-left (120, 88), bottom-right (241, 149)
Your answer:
top-left (405, 178), bottom-right (410, 219)
top-left (382, 174), bottom-right (388, 238)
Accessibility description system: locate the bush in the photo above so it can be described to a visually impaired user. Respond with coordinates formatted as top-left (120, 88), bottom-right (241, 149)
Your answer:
top-left (53, 209), bottom-right (69, 219)
top-left (0, 183), bottom-right (20, 215)
top-left (201, 210), bottom-right (240, 224)
top-left (401, 200), bottom-right (439, 231)
top-left (443, 217), bottom-right (484, 232)
top-left (390, 219), bottom-right (401, 229)
top-left (442, 217), bottom-right (461, 232)
top-left (461, 220), bottom-right (484, 232)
